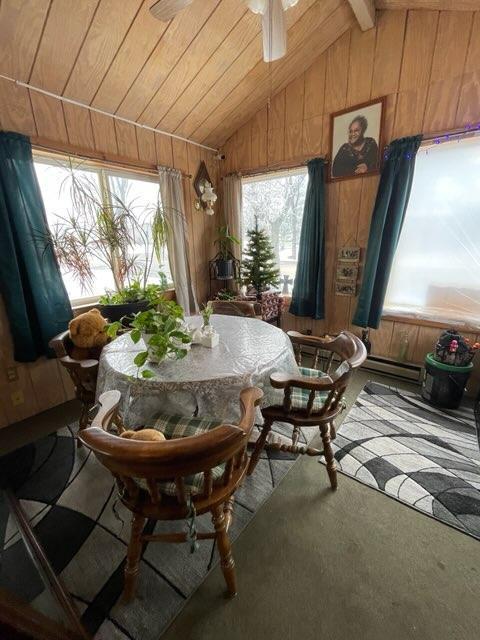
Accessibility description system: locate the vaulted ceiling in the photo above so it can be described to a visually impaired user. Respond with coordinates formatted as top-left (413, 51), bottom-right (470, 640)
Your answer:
top-left (0, 0), bottom-right (478, 149)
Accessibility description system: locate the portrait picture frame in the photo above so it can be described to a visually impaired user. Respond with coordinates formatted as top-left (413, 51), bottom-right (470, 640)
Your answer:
top-left (328, 96), bottom-right (386, 183)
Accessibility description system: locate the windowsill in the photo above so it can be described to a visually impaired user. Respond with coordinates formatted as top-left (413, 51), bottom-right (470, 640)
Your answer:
top-left (382, 311), bottom-right (480, 334)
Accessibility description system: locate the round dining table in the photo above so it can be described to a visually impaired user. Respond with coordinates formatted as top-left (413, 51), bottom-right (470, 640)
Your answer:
top-left (96, 314), bottom-right (300, 427)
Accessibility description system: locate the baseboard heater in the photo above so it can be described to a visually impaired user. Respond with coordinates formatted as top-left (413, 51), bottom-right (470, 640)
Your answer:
top-left (361, 355), bottom-right (423, 383)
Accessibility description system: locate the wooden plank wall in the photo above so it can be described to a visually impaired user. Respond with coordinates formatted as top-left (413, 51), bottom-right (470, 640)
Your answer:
top-left (0, 90), bottom-right (218, 428)
top-left (220, 8), bottom-right (480, 393)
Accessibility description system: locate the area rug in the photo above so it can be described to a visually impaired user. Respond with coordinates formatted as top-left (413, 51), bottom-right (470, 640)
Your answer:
top-left (0, 420), bottom-right (309, 640)
top-left (333, 381), bottom-right (480, 540)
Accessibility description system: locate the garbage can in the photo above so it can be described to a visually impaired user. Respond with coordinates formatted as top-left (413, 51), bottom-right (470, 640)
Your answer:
top-left (422, 352), bottom-right (473, 409)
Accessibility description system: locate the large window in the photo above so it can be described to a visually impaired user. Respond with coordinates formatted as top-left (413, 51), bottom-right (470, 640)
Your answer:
top-left (34, 155), bottom-right (171, 305)
top-left (384, 136), bottom-right (480, 326)
top-left (242, 168), bottom-right (308, 291)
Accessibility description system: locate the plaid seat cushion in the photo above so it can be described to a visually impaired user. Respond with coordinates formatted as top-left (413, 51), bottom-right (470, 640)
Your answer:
top-left (289, 366), bottom-right (328, 412)
top-left (137, 413), bottom-right (224, 497)
top-left (152, 413), bottom-right (222, 440)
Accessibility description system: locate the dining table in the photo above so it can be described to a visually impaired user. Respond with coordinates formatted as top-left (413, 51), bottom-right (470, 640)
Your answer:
top-left (96, 314), bottom-right (300, 427)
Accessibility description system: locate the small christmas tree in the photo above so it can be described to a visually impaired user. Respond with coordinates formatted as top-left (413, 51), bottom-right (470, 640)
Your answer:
top-left (241, 218), bottom-right (280, 295)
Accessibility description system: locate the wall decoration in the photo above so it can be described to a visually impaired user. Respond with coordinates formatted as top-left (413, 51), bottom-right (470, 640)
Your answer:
top-left (337, 246), bottom-right (361, 262)
top-left (194, 161), bottom-right (217, 215)
top-left (336, 264), bottom-right (358, 281)
top-left (335, 282), bottom-right (357, 296)
top-left (329, 97), bottom-right (386, 182)
top-left (335, 246), bottom-right (360, 296)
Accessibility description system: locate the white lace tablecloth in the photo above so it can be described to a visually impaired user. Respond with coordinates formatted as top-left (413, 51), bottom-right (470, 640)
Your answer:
top-left (96, 315), bottom-right (299, 427)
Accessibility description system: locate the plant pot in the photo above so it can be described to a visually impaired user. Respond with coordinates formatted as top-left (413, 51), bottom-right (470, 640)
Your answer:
top-left (422, 352), bottom-right (473, 409)
top-left (141, 333), bottom-right (166, 364)
top-left (215, 259), bottom-right (234, 280)
top-left (100, 299), bottom-right (151, 324)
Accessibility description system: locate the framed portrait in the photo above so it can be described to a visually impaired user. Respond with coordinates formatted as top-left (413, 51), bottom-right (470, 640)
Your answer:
top-left (329, 97), bottom-right (386, 182)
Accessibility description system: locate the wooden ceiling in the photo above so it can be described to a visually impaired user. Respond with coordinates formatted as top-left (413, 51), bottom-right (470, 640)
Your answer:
top-left (0, 0), bottom-right (478, 149)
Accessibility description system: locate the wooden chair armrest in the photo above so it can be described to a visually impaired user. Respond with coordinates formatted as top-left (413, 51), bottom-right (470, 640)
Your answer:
top-left (236, 386), bottom-right (264, 435)
top-left (286, 330), bottom-right (334, 349)
top-left (270, 371), bottom-right (334, 391)
top-left (59, 355), bottom-right (99, 370)
top-left (49, 330), bottom-right (71, 358)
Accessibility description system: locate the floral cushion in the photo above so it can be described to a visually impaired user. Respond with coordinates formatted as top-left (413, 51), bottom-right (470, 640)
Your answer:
top-left (139, 413), bottom-right (225, 497)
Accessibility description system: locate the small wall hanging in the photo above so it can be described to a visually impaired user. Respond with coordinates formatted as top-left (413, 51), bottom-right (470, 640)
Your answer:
top-left (194, 161), bottom-right (217, 215)
top-left (335, 246), bottom-right (360, 296)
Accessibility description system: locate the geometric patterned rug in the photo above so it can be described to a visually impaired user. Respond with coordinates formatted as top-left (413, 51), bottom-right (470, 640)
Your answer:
top-left (0, 419), bottom-right (313, 640)
top-left (333, 381), bottom-right (480, 541)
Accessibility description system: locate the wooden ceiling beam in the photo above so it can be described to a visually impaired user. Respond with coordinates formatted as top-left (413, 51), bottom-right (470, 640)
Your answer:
top-left (376, 1), bottom-right (480, 9)
top-left (347, 0), bottom-right (376, 31)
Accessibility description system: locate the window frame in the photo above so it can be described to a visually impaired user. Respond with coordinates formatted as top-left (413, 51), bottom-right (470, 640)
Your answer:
top-left (241, 166), bottom-right (308, 293)
top-left (33, 150), bottom-right (174, 308)
top-left (381, 135), bottom-right (480, 332)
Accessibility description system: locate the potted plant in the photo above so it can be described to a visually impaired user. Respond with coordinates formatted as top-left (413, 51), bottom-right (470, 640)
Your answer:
top-left (213, 226), bottom-right (240, 280)
top-left (422, 329), bottom-right (479, 409)
top-left (98, 276), bottom-right (168, 323)
top-left (106, 298), bottom-right (191, 375)
top-left (45, 159), bottom-right (172, 320)
top-left (215, 288), bottom-right (237, 301)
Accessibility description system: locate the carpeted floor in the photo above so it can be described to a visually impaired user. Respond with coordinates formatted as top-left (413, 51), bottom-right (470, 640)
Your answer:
top-left (332, 381), bottom-right (480, 540)
top-left (1, 371), bottom-right (480, 640)
top-left (0, 420), bottom-right (316, 640)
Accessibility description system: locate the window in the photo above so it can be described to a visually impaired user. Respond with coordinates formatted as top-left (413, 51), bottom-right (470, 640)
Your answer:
top-left (34, 155), bottom-right (172, 305)
top-left (242, 168), bottom-right (308, 291)
top-left (384, 136), bottom-right (480, 326)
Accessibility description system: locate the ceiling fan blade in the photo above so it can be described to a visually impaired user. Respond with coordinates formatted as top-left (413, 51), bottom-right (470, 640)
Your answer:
top-left (261, 0), bottom-right (287, 62)
top-left (149, 0), bottom-right (193, 21)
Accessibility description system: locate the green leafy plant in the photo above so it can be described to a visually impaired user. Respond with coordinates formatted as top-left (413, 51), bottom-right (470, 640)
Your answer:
top-left (44, 158), bottom-right (174, 299)
top-left (99, 274), bottom-right (168, 306)
top-left (214, 226), bottom-right (240, 260)
top-left (106, 299), bottom-right (191, 378)
top-left (216, 288), bottom-right (236, 301)
top-left (200, 301), bottom-right (213, 327)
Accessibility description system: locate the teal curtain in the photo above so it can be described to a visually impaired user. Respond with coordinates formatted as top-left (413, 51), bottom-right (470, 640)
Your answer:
top-left (0, 131), bottom-right (72, 362)
top-left (290, 158), bottom-right (326, 319)
top-left (353, 135), bottom-right (422, 329)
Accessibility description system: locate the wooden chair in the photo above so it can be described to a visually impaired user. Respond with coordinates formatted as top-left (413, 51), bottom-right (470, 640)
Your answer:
top-left (247, 331), bottom-right (367, 490)
top-left (79, 386), bottom-right (263, 601)
top-left (49, 330), bottom-right (100, 444)
top-left (211, 299), bottom-right (261, 318)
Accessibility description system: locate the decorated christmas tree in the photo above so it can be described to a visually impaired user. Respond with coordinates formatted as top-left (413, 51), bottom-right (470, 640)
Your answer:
top-left (241, 218), bottom-right (280, 295)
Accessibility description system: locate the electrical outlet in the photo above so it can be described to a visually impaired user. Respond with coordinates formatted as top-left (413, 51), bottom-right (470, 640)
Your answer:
top-left (6, 366), bottom-right (18, 382)
top-left (11, 390), bottom-right (24, 406)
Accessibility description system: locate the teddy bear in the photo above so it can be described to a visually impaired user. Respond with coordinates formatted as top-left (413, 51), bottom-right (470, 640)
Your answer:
top-left (68, 308), bottom-right (109, 361)
top-left (121, 429), bottom-right (166, 442)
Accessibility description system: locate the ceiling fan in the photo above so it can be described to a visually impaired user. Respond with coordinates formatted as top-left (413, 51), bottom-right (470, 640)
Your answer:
top-left (150, 0), bottom-right (300, 62)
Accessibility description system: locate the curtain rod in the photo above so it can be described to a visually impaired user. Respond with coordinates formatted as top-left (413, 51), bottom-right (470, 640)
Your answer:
top-left (0, 72), bottom-right (218, 153)
top-left (422, 124), bottom-right (480, 143)
top-left (33, 140), bottom-right (192, 179)
top-left (223, 158), bottom-right (311, 180)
